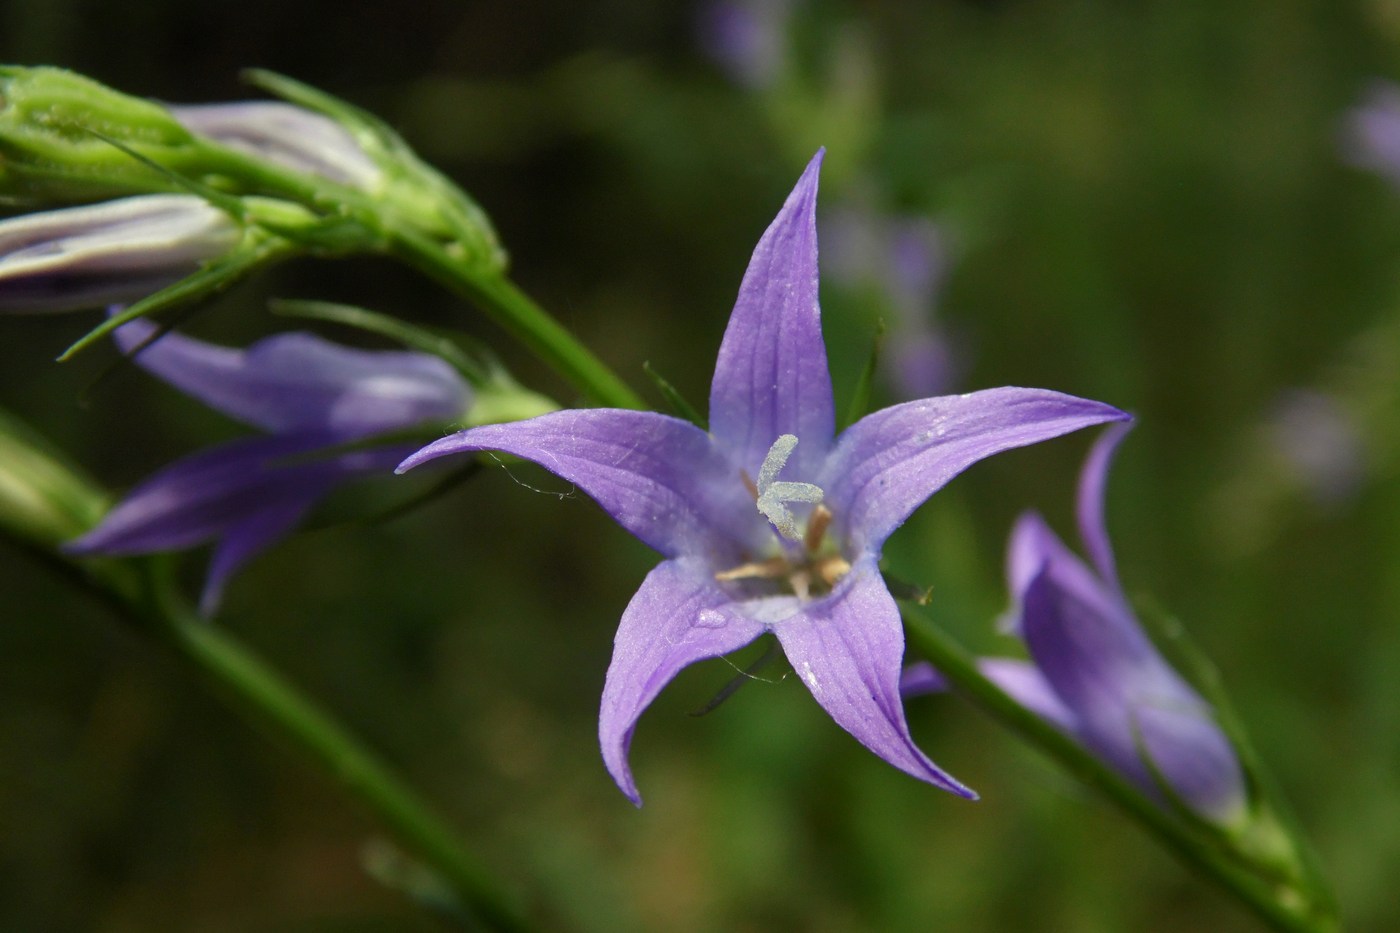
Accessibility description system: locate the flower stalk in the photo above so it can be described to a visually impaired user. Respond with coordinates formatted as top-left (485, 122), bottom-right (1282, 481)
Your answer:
top-left (0, 406), bottom-right (535, 933)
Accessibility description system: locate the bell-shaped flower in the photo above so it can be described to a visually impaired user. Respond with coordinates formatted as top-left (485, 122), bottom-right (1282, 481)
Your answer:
top-left (398, 150), bottom-right (1128, 805)
top-left (906, 423), bottom-right (1247, 824)
top-left (66, 317), bottom-right (470, 614)
top-left (0, 195), bottom-right (243, 314)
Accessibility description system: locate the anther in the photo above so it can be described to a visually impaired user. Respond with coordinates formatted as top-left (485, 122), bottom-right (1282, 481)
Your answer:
top-left (715, 557), bottom-right (789, 582)
top-left (804, 503), bottom-right (832, 553)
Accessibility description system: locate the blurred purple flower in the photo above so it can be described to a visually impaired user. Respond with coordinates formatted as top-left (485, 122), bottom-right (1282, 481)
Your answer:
top-left (824, 206), bottom-right (958, 398)
top-left (905, 423), bottom-right (1246, 824)
top-left (1340, 80), bottom-right (1400, 189)
top-left (0, 195), bottom-right (241, 314)
top-left (697, 0), bottom-right (792, 89)
top-left (399, 150), bottom-right (1127, 805)
top-left (170, 101), bottom-right (384, 191)
top-left (1267, 388), bottom-right (1364, 506)
top-left (67, 317), bottom-right (470, 614)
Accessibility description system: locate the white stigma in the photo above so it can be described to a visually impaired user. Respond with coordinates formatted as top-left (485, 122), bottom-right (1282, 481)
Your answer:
top-left (756, 434), bottom-right (824, 541)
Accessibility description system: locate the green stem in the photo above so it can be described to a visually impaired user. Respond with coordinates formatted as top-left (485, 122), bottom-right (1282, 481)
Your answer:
top-left (392, 233), bottom-right (645, 410)
top-left (900, 608), bottom-right (1335, 933)
top-left (1, 407), bottom-right (535, 929)
top-left (145, 589), bottom-right (533, 932)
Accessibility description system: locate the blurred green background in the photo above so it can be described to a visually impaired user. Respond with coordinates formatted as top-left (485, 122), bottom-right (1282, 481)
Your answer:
top-left (3, 1), bottom-right (1399, 930)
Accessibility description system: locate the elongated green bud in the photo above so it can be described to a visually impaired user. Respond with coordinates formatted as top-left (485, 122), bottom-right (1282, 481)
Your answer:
top-left (0, 66), bottom-right (201, 202)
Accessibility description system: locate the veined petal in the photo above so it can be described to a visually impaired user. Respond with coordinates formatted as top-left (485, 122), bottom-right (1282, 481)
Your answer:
top-left (1076, 421), bottom-right (1133, 589)
top-left (398, 409), bottom-right (762, 559)
top-left (709, 150), bottom-right (835, 477)
top-left (114, 317), bottom-right (469, 439)
top-left (599, 559), bottom-right (767, 805)
top-left (823, 388), bottom-right (1129, 554)
top-left (773, 560), bottom-right (975, 798)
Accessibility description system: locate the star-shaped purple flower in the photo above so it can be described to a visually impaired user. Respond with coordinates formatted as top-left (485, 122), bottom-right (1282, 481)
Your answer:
top-left (905, 423), bottom-right (1246, 823)
top-left (399, 151), bottom-right (1128, 804)
top-left (67, 316), bottom-right (470, 614)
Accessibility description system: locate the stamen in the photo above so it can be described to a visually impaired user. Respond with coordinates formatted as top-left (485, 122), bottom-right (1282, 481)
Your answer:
top-left (804, 503), bottom-right (832, 553)
top-left (715, 557), bottom-right (789, 582)
top-left (790, 569), bottom-right (812, 601)
top-left (817, 556), bottom-right (851, 588)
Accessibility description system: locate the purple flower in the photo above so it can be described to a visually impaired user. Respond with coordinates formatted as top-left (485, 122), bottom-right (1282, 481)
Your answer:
top-left (824, 206), bottom-right (958, 398)
top-left (0, 195), bottom-right (242, 314)
top-left (66, 317), bottom-right (470, 614)
top-left (907, 423), bottom-right (1246, 824)
top-left (398, 151), bottom-right (1126, 804)
top-left (1340, 80), bottom-right (1400, 189)
top-left (697, 0), bottom-right (792, 90)
top-left (1267, 388), bottom-right (1364, 506)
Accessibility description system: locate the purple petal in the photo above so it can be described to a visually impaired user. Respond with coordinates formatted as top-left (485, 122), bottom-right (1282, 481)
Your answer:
top-left (898, 660), bottom-right (946, 696)
top-left (1134, 701), bottom-right (1247, 824)
top-left (773, 560), bottom-right (975, 798)
top-left (114, 317), bottom-right (469, 439)
top-left (65, 435), bottom-right (337, 554)
top-left (1075, 421), bottom-right (1133, 588)
top-left (709, 151), bottom-right (835, 478)
top-left (67, 436), bottom-right (405, 613)
top-left (599, 559), bottom-right (767, 805)
top-left (977, 658), bottom-right (1079, 733)
top-left (199, 497), bottom-right (317, 615)
top-left (823, 387), bottom-right (1129, 555)
top-left (1005, 511), bottom-right (1060, 613)
top-left (398, 410), bottom-right (764, 559)
top-left (1020, 562), bottom-right (1244, 819)
top-left (899, 657), bottom-right (1079, 734)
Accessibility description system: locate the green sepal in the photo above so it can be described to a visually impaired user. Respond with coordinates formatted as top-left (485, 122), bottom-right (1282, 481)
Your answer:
top-left (57, 235), bottom-right (292, 362)
top-left (842, 318), bottom-right (886, 430)
top-left (243, 69), bottom-right (506, 270)
top-left (0, 66), bottom-right (200, 203)
top-left (643, 361), bottom-right (706, 429)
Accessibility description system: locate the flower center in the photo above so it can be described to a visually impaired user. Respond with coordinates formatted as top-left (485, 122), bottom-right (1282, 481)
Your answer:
top-left (714, 434), bottom-right (851, 600)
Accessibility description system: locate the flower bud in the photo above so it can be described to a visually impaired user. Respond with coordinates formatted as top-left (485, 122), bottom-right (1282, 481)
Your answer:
top-left (169, 101), bottom-right (385, 192)
top-left (0, 194), bottom-right (242, 313)
top-left (0, 66), bottom-right (200, 202)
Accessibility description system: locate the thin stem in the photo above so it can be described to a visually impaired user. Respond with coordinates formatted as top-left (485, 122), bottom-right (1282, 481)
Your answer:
top-left (0, 407), bottom-right (535, 929)
top-left (900, 608), bottom-right (1336, 933)
top-left (393, 232), bottom-right (645, 410)
top-left (146, 594), bottom-right (532, 931)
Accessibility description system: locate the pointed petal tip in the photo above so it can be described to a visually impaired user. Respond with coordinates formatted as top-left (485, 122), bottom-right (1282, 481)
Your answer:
top-left (395, 434), bottom-right (466, 474)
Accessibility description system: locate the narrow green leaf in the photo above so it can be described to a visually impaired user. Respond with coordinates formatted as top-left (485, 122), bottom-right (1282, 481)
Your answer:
top-left (643, 361), bottom-right (705, 429)
top-left (842, 319), bottom-right (886, 430)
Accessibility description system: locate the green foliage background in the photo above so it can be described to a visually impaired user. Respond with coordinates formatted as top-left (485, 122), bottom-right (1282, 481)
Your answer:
top-left (3, 1), bottom-right (1398, 930)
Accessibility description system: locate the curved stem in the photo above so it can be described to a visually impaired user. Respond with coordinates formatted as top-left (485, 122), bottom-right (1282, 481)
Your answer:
top-left (392, 232), bottom-right (645, 410)
top-left (145, 586), bottom-right (533, 932)
top-left (0, 411), bottom-right (536, 930)
top-left (900, 607), bottom-right (1336, 933)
